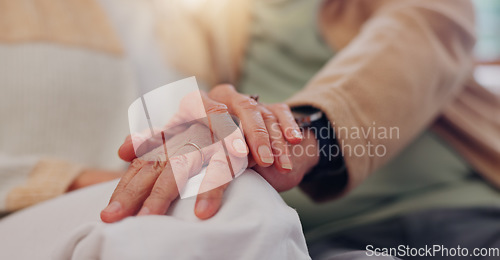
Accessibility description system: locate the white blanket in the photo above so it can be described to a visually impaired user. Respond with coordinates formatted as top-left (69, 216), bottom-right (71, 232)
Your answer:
top-left (0, 170), bottom-right (310, 260)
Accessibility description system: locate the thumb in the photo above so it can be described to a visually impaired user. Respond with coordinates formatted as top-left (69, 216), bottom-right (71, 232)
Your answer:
top-left (118, 135), bottom-right (136, 162)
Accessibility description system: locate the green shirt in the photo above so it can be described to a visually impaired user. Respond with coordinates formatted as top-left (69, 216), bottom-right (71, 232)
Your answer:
top-left (239, 0), bottom-right (334, 104)
top-left (238, 0), bottom-right (500, 242)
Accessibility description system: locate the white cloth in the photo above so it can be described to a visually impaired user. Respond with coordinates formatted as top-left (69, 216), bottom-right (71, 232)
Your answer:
top-left (0, 170), bottom-right (310, 260)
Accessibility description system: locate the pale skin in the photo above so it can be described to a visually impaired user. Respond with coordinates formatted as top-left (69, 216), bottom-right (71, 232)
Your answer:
top-left (99, 85), bottom-right (321, 222)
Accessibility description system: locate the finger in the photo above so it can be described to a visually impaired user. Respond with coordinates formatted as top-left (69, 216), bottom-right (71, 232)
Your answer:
top-left (118, 129), bottom-right (166, 162)
top-left (208, 114), bottom-right (248, 158)
top-left (210, 85), bottom-right (274, 166)
top-left (161, 124), bottom-right (189, 140)
top-left (267, 104), bottom-right (302, 144)
top-left (135, 134), bottom-right (164, 158)
top-left (118, 135), bottom-right (136, 162)
top-left (260, 107), bottom-right (292, 172)
top-left (137, 164), bottom-right (180, 216)
top-left (101, 159), bottom-right (165, 223)
top-left (174, 90), bottom-right (248, 158)
top-left (195, 151), bottom-right (232, 219)
top-left (107, 159), bottom-right (146, 202)
top-left (138, 143), bottom-right (206, 216)
top-left (200, 92), bottom-right (248, 158)
top-left (222, 144), bottom-right (249, 179)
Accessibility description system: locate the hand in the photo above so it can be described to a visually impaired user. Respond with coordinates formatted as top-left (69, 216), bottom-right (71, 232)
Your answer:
top-left (118, 90), bottom-right (248, 163)
top-left (101, 123), bottom-right (247, 223)
top-left (110, 86), bottom-right (305, 222)
top-left (119, 86), bottom-right (303, 173)
top-left (67, 169), bottom-right (124, 192)
top-left (253, 129), bottom-right (320, 192)
top-left (207, 85), bottom-right (303, 172)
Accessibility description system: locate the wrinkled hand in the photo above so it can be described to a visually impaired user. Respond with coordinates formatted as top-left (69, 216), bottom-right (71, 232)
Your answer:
top-left (205, 85), bottom-right (317, 187)
top-left (207, 85), bottom-right (303, 172)
top-left (101, 123), bottom-right (247, 223)
top-left (105, 85), bottom-right (308, 222)
top-left (253, 129), bottom-right (320, 192)
top-left (119, 85), bottom-right (302, 172)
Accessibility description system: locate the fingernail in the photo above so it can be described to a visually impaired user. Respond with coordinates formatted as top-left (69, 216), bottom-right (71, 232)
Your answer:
top-left (280, 155), bottom-right (292, 170)
top-left (103, 201), bottom-right (121, 214)
top-left (137, 207), bottom-right (150, 216)
top-left (196, 199), bottom-right (210, 214)
top-left (258, 145), bottom-right (274, 164)
top-left (232, 139), bottom-right (248, 154)
top-left (291, 129), bottom-right (303, 140)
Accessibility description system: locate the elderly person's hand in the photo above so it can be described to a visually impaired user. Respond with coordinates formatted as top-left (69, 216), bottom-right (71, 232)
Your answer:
top-left (101, 122), bottom-right (247, 222)
top-left (118, 85), bottom-right (302, 172)
top-left (253, 129), bottom-right (319, 192)
top-left (205, 85), bottom-right (319, 192)
top-left (103, 85), bottom-right (308, 222)
top-left (207, 84), bottom-right (303, 171)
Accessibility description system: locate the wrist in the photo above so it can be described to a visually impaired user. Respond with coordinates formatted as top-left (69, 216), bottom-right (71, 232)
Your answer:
top-left (302, 128), bottom-right (320, 172)
top-left (295, 111), bottom-right (346, 186)
top-left (290, 128), bottom-right (320, 180)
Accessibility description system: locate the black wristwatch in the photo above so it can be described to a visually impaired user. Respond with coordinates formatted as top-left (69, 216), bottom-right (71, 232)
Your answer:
top-left (291, 106), bottom-right (347, 188)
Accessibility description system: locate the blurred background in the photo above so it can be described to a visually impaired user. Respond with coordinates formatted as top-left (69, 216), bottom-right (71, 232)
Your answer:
top-left (473, 0), bottom-right (500, 94)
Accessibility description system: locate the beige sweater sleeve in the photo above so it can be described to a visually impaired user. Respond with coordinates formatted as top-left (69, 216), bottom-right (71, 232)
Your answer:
top-left (0, 156), bottom-right (83, 213)
top-left (287, 0), bottom-right (477, 199)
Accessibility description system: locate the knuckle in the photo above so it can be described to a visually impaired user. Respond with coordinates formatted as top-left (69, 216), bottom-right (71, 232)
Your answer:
top-left (151, 161), bottom-right (166, 175)
top-left (235, 97), bottom-right (258, 110)
top-left (130, 159), bottom-right (145, 169)
top-left (121, 187), bottom-right (139, 199)
top-left (150, 186), bottom-right (168, 196)
top-left (169, 154), bottom-right (189, 168)
top-left (251, 126), bottom-right (270, 137)
top-left (260, 110), bottom-right (277, 122)
top-left (210, 158), bottom-right (229, 168)
top-left (206, 103), bottom-right (228, 114)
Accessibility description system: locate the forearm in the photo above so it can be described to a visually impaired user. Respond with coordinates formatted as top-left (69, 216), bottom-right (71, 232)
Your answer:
top-left (0, 155), bottom-right (83, 213)
top-left (288, 0), bottom-right (476, 196)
